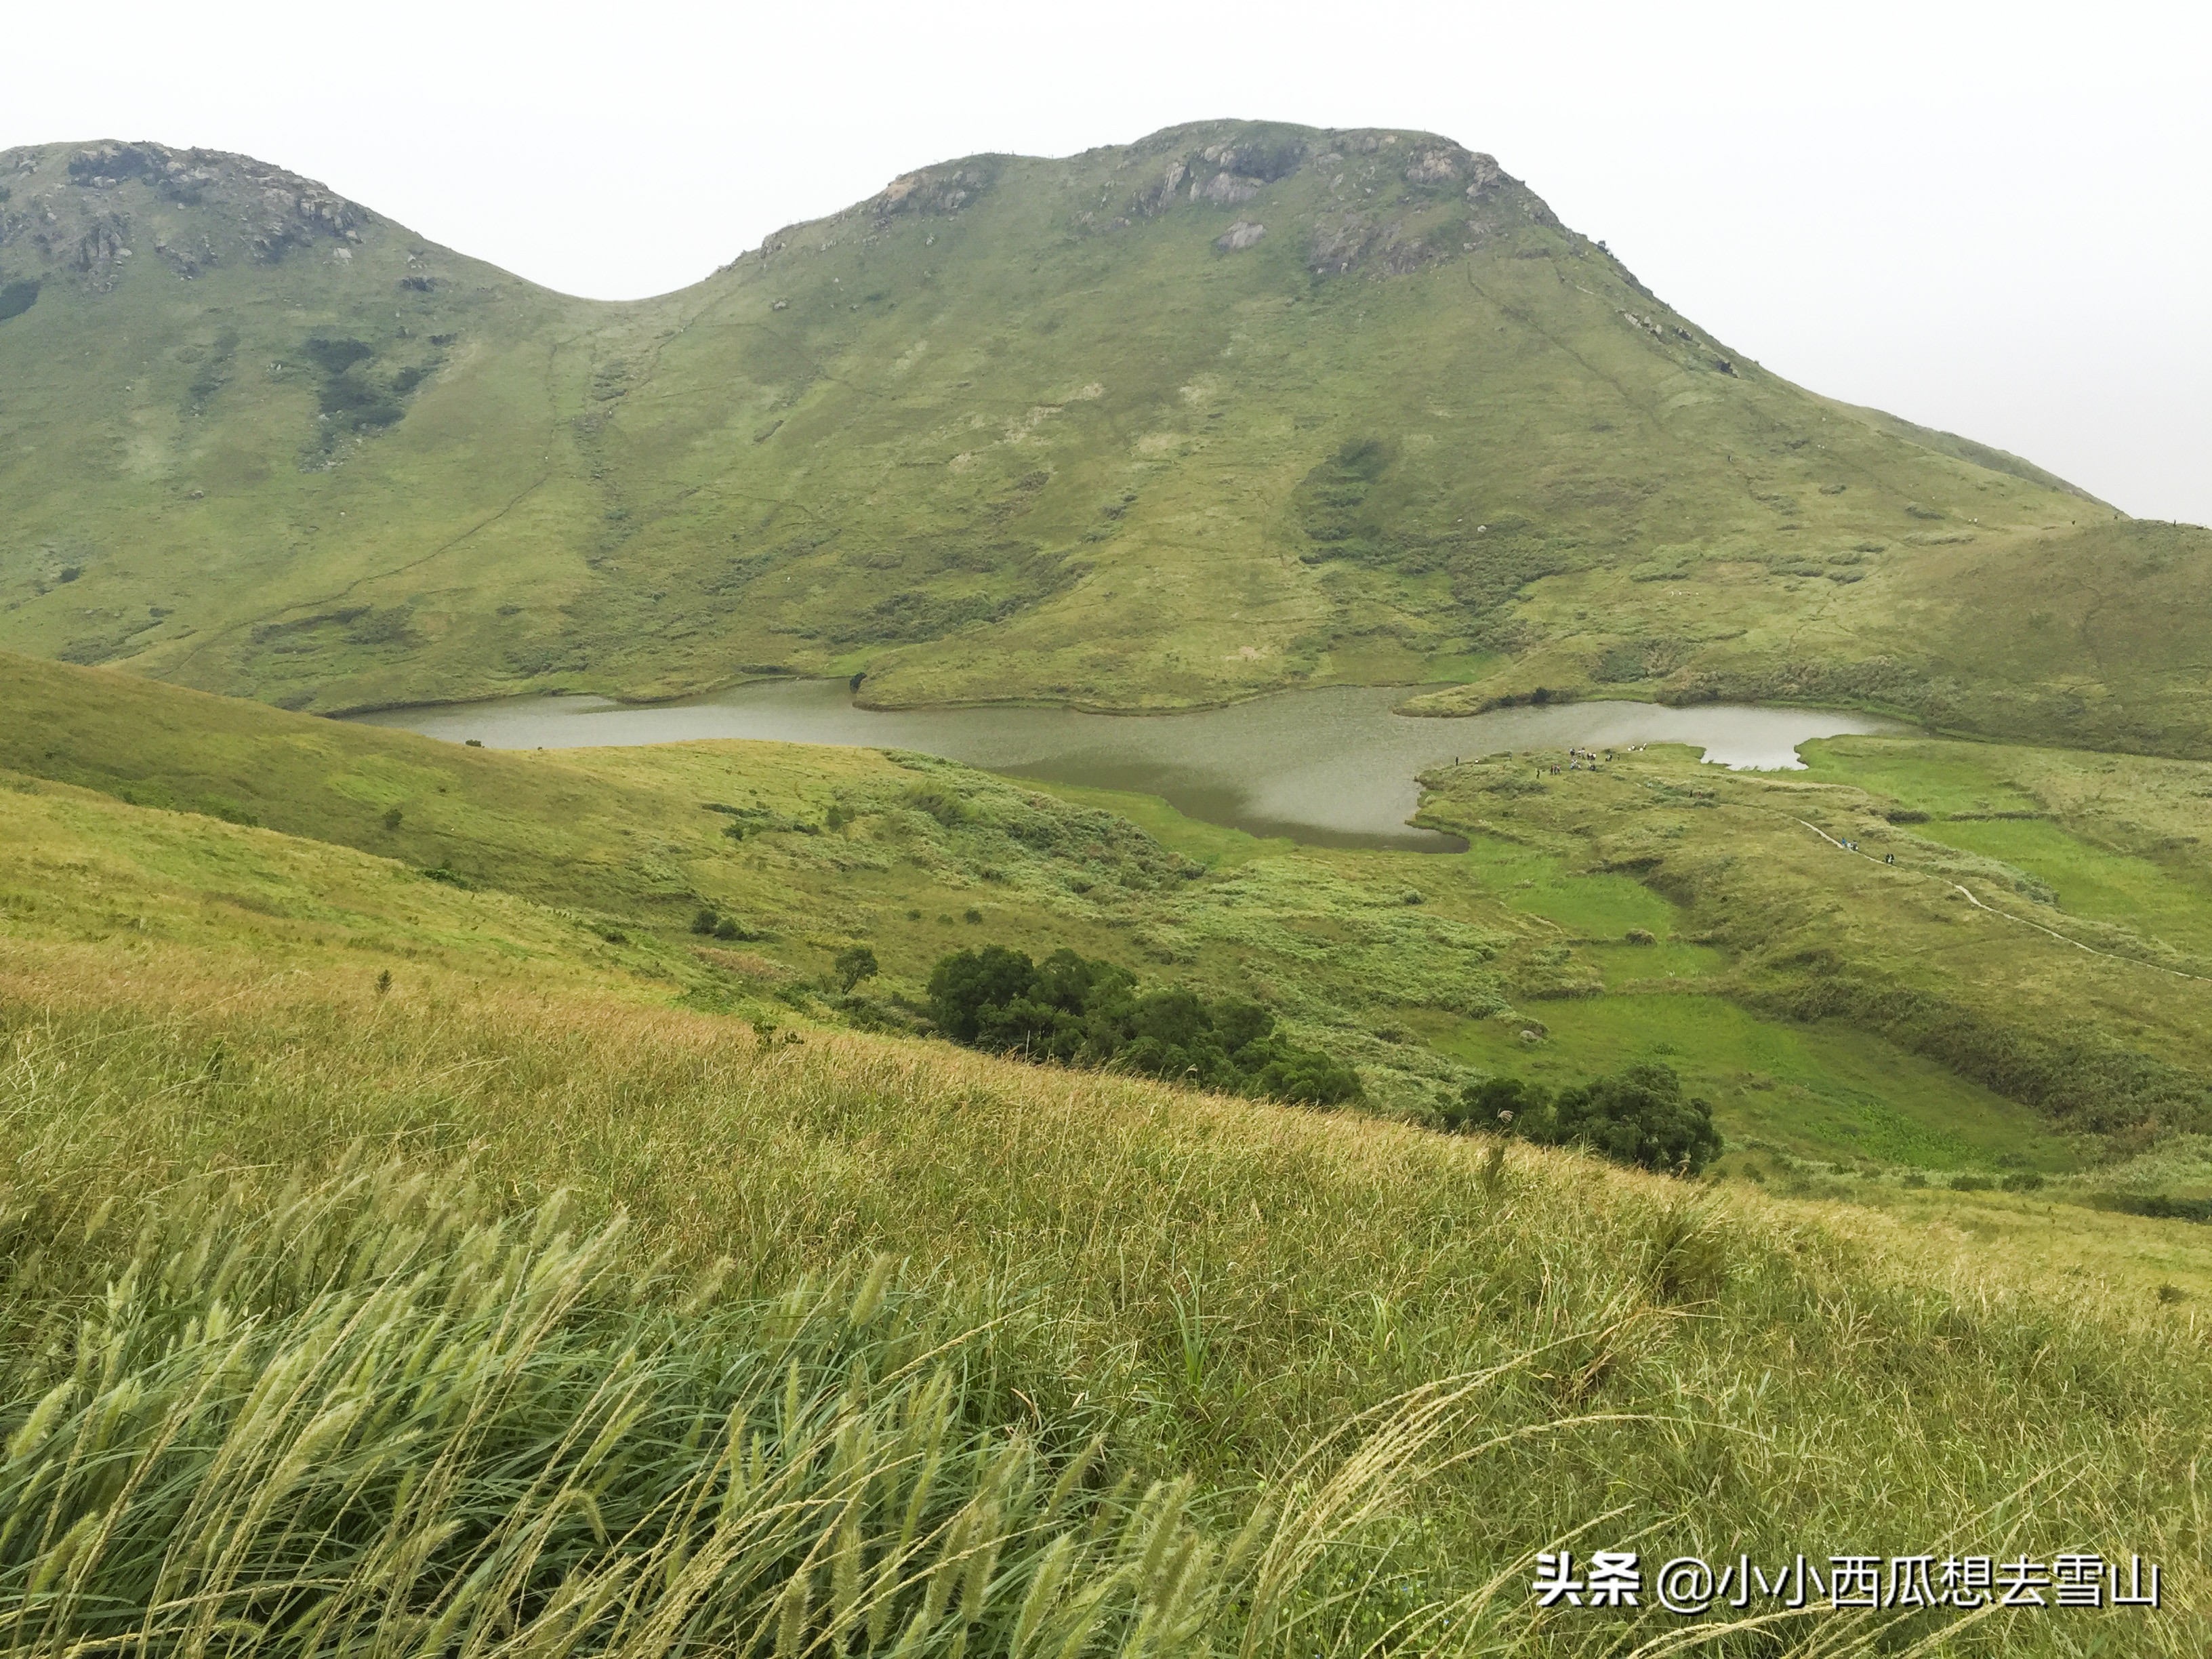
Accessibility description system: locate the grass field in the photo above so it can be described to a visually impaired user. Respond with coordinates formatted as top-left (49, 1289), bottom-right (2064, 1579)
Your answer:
top-left (5, 901), bottom-right (2209, 1652)
top-left (1424, 994), bottom-right (2078, 1172)
top-left (1803, 737), bottom-right (2212, 958)
top-left (1418, 739), bottom-right (2212, 1144)
top-left (8, 654), bottom-right (2212, 1650)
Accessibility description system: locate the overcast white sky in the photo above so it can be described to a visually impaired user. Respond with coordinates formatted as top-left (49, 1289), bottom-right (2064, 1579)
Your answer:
top-left (7, 0), bottom-right (2207, 523)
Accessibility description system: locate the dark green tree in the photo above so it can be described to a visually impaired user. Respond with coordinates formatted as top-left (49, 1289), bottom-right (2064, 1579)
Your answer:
top-left (924, 944), bottom-right (1361, 1104)
top-left (1547, 1063), bottom-right (1721, 1174)
top-left (1444, 1075), bottom-right (1553, 1136)
top-left (833, 945), bottom-right (879, 994)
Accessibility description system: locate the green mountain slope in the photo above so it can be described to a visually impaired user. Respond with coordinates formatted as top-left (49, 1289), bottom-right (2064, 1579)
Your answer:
top-left (3, 125), bottom-right (2207, 749)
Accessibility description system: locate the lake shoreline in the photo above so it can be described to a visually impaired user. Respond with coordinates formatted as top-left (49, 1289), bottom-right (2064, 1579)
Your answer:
top-left (344, 682), bottom-right (1912, 853)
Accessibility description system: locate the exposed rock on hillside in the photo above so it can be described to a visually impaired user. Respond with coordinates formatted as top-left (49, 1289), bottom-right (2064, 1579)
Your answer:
top-left (872, 161), bottom-right (1000, 221)
top-left (0, 140), bottom-right (372, 291)
top-left (1130, 161), bottom-right (1187, 217)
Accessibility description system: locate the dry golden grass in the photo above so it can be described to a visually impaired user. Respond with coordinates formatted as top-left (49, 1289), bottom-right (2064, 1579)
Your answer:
top-left (4, 922), bottom-right (2207, 1652)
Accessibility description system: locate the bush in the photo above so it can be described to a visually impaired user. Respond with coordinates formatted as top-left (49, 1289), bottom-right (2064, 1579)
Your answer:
top-left (924, 944), bottom-right (1363, 1106)
top-left (1547, 1064), bottom-right (1721, 1174)
top-left (2091, 1191), bottom-right (2212, 1225)
top-left (834, 943), bottom-right (878, 994)
top-left (1460, 1064), bottom-right (1721, 1175)
top-left (0, 278), bottom-right (42, 323)
top-left (1441, 1075), bottom-right (1546, 1136)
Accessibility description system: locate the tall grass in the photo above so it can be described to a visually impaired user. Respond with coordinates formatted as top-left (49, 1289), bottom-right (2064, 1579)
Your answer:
top-left (0, 1160), bottom-right (1498, 1657)
top-left (1, 946), bottom-right (2207, 1653)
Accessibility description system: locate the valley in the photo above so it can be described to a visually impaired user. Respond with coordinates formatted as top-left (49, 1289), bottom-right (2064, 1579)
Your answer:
top-left (1, 115), bottom-right (2209, 1655)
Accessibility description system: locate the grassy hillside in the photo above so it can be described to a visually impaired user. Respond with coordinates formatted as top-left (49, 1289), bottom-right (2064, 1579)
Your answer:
top-left (16, 648), bottom-right (2212, 1178)
top-left (3, 787), bottom-right (2209, 1652)
top-left (1415, 735), bottom-right (2212, 1147)
top-left (5, 127), bottom-right (2209, 753)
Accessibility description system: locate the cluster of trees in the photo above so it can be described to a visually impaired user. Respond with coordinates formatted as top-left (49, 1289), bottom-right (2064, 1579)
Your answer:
top-left (926, 945), bottom-right (1364, 1107)
top-left (1443, 1063), bottom-right (1721, 1175)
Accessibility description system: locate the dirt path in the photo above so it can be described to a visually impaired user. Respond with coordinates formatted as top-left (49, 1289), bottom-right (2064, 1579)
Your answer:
top-left (1792, 817), bottom-right (2212, 985)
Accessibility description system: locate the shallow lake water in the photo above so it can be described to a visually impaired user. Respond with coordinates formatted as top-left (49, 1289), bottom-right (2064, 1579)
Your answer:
top-left (347, 682), bottom-right (1908, 851)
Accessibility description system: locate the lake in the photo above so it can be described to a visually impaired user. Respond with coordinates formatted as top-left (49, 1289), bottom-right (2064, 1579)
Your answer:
top-left (346, 682), bottom-right (1908, 851)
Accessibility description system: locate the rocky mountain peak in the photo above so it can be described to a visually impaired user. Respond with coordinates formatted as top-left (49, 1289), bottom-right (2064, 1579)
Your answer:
top-left (0, 140), bottom-right (375, 291)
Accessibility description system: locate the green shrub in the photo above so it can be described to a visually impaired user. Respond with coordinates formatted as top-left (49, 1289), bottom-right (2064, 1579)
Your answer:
top-left (834, 943), bottom-right (879, 993)
top-left (1461, 1064), bottom-right (1721, 1175)
top-left (0, 278), bottom-right (41, 323)
top-left (1441, 1075), bottom-right (1545, 1136)
top-left (1547, 1064), bottom-right (1721, 1174)
top-left (2091, 1191), bottom-right (2212, 1225)
top-left (924, 944), bottom-right (1363, 1106)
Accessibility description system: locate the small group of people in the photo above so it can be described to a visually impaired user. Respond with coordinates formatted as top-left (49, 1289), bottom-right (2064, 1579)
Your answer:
top-left (1837, 838), bottom-right (1900, 865)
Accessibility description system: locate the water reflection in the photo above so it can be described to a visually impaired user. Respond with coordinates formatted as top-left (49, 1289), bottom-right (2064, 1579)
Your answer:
top-left (346, 682), bottom-right (1908, 852)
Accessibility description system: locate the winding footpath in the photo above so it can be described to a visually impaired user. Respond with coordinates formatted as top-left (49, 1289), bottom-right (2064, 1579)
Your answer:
top-left (1792, 817), bottom-right (2212, 986)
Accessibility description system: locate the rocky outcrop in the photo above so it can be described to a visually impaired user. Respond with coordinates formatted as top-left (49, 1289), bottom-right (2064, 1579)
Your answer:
top-left (1404, 147), bottom-right (1465, 186)
top-left (1193, 172), bottom-right (1262, 207)
top-left (873, 161), bottom-right (999, 222)
top-left (1130, 160), bottom-right (1188, 217)
top-left (0, 141), bottom-right (371, 289)
top-left (1214, 220), bottom-right (1265, 252)
top-left (1308, 213), bottom-right (1441, 278)
top-left (1309, 214), bottom-right (1380, 276)
top-left (1195, 136), bottom-right (1306, 182)
top-left (1128, 129), bottom-right (1307, 219)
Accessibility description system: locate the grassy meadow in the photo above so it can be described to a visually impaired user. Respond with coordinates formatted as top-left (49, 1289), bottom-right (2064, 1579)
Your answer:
top-left (9, 655), bottom-right (2212, 1650)
top-left (5, 872), bottom-right (2211, 1653)
top-left (16, 649), bottom-right (2188, 1160)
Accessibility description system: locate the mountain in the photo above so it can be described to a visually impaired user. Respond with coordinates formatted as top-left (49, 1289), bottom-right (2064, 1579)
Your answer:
top-left (3, 123), bottom-right (2207, 752)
